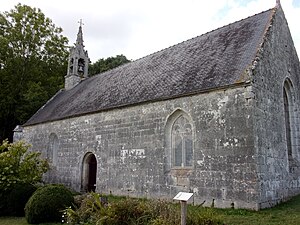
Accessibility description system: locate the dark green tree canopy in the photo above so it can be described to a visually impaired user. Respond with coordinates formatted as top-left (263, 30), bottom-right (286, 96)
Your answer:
top-left (0, 4), bottom-right (69, 141)
top-left (89, 54), bottom-right (130, 76)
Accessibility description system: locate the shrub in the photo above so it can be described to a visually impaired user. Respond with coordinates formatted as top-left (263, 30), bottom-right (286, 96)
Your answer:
top-left (0, 140), bottom-right (48, 217)
top-left (0, 140), bottom-right (48, 191)
top-left (108, 198), bottom-right (150, 224)
top-left (65, 194), bottom-right (180, 225)
top-left (6, 183), bottom-right (37, 216)
top-left (0, 190), bottom-right (9, 216)
top-left (64, 194), bottom-right (224, 225)
top-left (25, 184), bottom-right (74, 224)
top-left (187, 207), bottom-right (224, 225)
top-left (64, 192), bottom-right (105, 224)
top-left (146, 200), bottom-right (180, 225)
top-left (73, 193), bottom-right (88, 207)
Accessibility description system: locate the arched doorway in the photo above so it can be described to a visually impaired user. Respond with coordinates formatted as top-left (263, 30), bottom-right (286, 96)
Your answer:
top-left (82, 153), bottom-right (97, 192)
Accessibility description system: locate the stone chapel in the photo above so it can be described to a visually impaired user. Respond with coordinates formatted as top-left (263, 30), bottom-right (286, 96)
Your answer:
top-left (15, 2), bottom-right (300, 209)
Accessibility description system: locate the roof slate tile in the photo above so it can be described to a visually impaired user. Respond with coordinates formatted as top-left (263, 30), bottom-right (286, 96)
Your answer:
top-left (25, 8), bottom-right (274, 126)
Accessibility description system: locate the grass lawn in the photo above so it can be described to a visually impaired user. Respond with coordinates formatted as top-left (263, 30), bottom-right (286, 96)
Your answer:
top-left (213, 194), bottom-right (300, 225)
top-left (0, 217), bottom-right (59, 225)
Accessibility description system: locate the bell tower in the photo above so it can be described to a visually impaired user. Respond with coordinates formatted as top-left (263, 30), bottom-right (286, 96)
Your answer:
top-left (65, 20), bottom-right (90, 90)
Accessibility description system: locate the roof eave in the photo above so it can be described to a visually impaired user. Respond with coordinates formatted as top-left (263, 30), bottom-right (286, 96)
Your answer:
top-left (23, 80), bottom-right (250, 127)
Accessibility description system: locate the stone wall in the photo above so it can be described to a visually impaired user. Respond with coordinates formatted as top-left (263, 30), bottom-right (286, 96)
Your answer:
top-left (23, 85), bottom-right (257, 209)
top-left (251, 6), bottom-right (300, 209)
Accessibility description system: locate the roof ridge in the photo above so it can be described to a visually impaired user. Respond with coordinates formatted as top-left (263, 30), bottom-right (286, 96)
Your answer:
top-left (91, 7), bottom-right (275, 80)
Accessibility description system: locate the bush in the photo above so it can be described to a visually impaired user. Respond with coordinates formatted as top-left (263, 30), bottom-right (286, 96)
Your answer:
top-left (0, 140), bottom-right (48, 191)
top-left (64, 192), bottom-right (105, 224)
top-left (25, 184), bottom-right (74, 224)
top-left (187, 207), bottom-right (224, 225)
top-left (0, 140), bottom-right (48, 217)
top-left (108, 198), bottom-right (150, 224)
top-left (0, 190), bottom-right (9, 216)
top-left (64, 194), bottom-right (224, 225)
top-left (6, 183), bottom-right (37, 216)
top-left (146, 200), bottom-right (180, 225)
top-left (65, 194), bottom-right (177, 225)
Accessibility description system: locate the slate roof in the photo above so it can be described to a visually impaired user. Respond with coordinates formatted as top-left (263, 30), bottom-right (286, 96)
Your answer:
top-left (25, 8), bottom-right (275, 126)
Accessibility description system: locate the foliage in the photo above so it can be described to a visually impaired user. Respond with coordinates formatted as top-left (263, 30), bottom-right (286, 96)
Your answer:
top-left (2, 194), bottom-right (300, 225)
top-left (63, 192), bottom-right (107, 224)
top-left (64, 193), bottom-right (221, 225)
top-left (0, 191), bottom-right (9, 216)
top-left (0, 4), bottom-right (68, 141)
top-left (89, 54), bottom-right (130, 76)
top-left (106, 198), bottom-right (150, 224)
top-left (0, 140), bottom-right (48, 191)
top-left (0, 217), bottom-right (60, 225)
top-left (141, 199), bottom-right (180, 225)
top-left (25, 184), bottom-right (74, 224)
top-left (0, 140), bottom-right (47, 217)
top-left (6, 183), bottom-right (37, 216)
top-left (188, 207), bottom-right (223, 225)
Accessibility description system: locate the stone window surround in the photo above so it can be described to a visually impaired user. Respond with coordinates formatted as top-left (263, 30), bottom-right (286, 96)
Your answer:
top-left (283, 77), bottom-right (299, 171)
top-left (172, 115), bottom-right (193, 167)
top-left (81, 152), bottom-right (97, 192)
top-left (165, 109), bottom-right (195, 171)
top-left (48, 133), bottom-right (59, 166)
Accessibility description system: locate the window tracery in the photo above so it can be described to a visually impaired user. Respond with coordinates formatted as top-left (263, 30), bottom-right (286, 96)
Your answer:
top-left (167, 111), bottom-right (193, 168)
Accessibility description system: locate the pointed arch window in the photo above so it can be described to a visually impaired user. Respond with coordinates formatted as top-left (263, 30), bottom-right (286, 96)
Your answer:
top-left (170, 113), bottom-right (193, 168)
top-left (283, 78), bottom-right (298, 170)
top-left (283, 87), bottom-right (292, 159)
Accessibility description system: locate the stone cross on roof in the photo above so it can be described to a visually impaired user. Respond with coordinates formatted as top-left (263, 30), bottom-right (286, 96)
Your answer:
top-left (276, 0), bottom-right (281, 7)
top-left (76, 19), bottom-right (84, 46)
top-left (78, 19), bottom-right (84, 27)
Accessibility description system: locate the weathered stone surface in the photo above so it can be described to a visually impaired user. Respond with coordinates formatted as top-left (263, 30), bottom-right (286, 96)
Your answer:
top-left (251, 6), bottom-right (300, 208)
top-left (23, 86), bottom-right (257, 208)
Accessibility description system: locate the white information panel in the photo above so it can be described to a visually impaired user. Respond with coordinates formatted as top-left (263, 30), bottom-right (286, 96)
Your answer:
top-left (173, 192), bottom-right (193, 201)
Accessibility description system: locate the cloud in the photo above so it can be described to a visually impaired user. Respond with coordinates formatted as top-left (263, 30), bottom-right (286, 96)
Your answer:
top-left (1, 0), bottom-right (300, 62)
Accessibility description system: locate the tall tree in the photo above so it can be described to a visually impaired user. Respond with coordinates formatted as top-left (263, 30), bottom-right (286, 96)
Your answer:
top-left (89, 54), bottom-right (130, 76)
top-left (0, 4), bottom-right (69, 141)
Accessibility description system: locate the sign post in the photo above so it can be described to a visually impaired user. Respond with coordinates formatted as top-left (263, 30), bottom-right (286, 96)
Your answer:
top-left (173, 192), bottom-right (194, 225)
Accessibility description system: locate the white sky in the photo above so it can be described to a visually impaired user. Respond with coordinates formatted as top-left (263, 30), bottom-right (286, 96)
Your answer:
top-left (1, 0), bottom-right (300, 63)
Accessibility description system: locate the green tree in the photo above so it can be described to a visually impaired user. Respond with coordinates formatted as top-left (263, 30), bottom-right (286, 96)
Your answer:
top-left (0, 140), bottom-right (48, 216)
top-left (0, 4), bottom-right (69, 142)
top-left (0, 140), bottom-right (48, 191)
top-left (89, 54), bottom-right (130, 76)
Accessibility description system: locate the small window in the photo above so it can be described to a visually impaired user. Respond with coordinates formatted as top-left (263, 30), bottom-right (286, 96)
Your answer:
top-left (283, 78), bottom-right (298, 171)
top-left (48, 133), bottom-right (59, 166)
top-left (171, 114), bottom-right (193, 167)
top-left (283, 87), bottom-right (292, 159)
top-left (78, 58), bottom-right (85, 75)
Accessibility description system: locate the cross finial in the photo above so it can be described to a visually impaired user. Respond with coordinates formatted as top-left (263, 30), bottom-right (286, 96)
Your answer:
top-left (276, 0), bottom-right (281, 7)
top-left (78, 19), bottom-right (84, 27)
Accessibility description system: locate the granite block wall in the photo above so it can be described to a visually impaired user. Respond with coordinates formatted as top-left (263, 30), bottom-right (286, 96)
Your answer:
top-left (251, 6), bottom-right (300, 208)
top-left (23, 85), bottom-right (257, 209)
